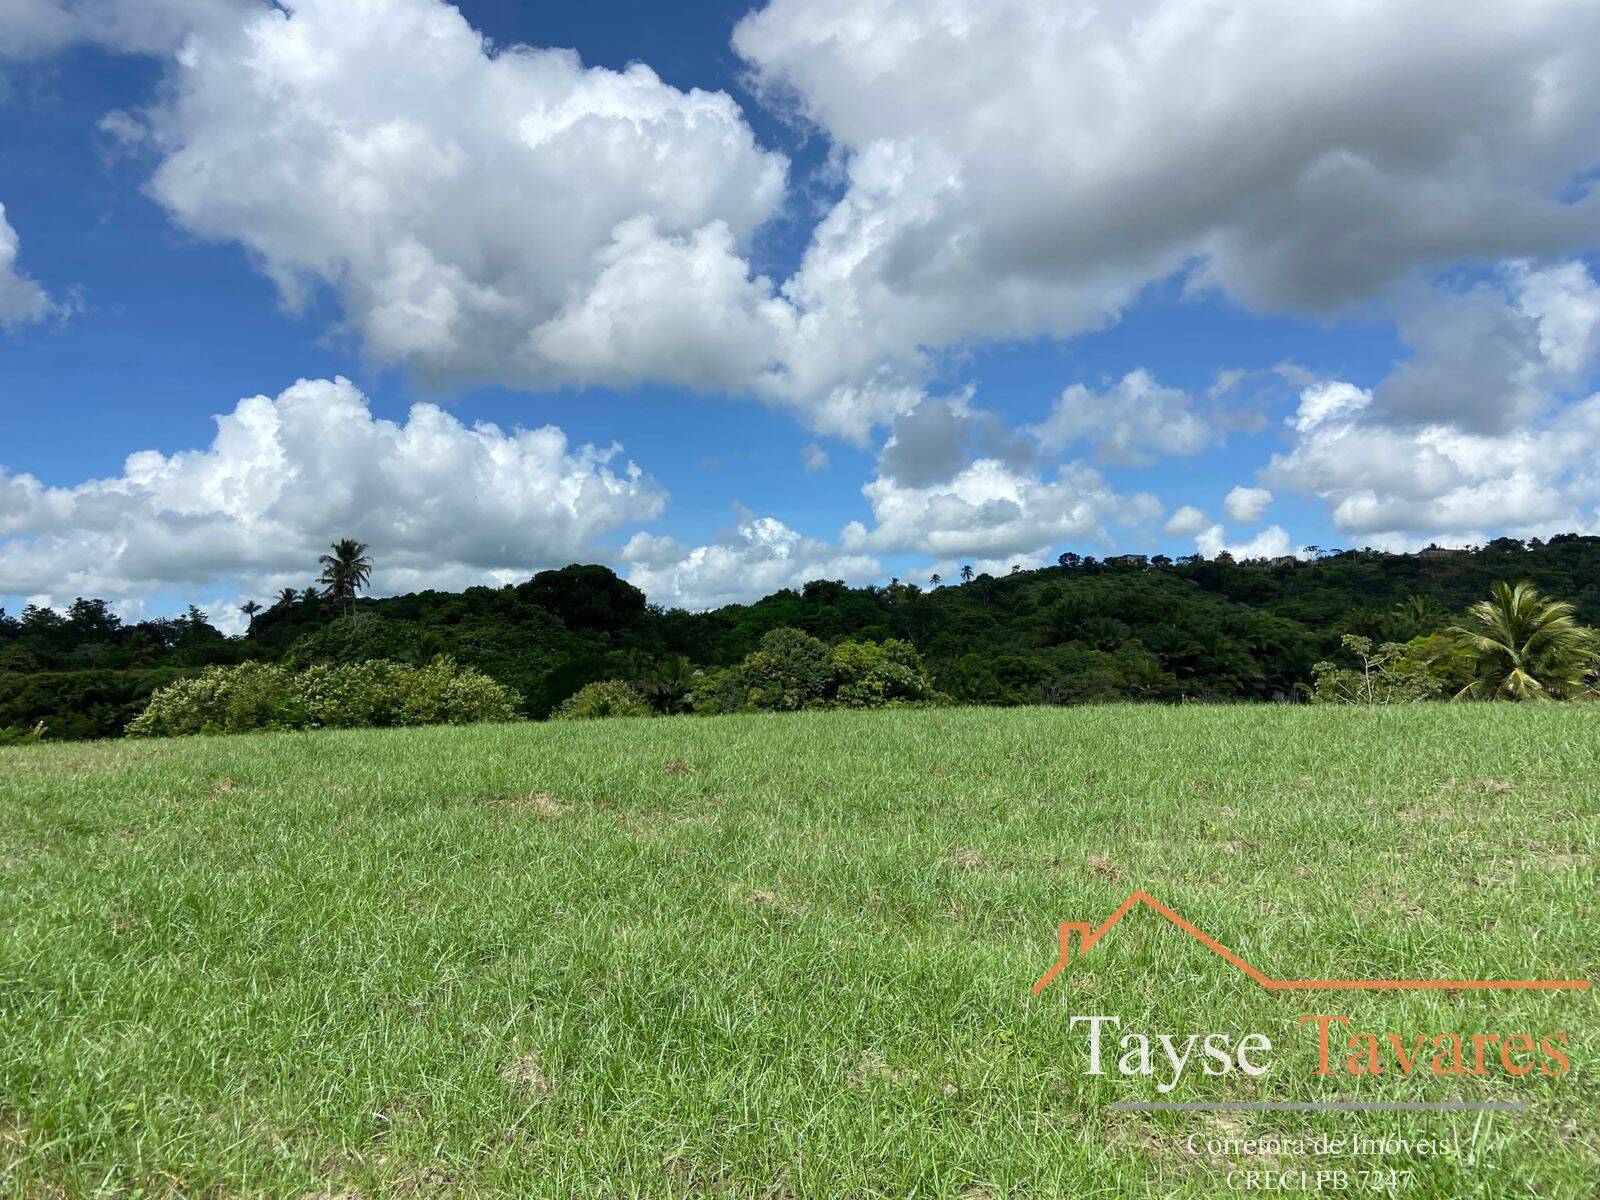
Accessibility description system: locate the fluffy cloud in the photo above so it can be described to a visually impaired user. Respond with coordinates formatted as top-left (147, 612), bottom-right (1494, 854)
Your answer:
top-left (28, 0), bottom-right (1598, 443)
top-left (875, 395), bottom-right (1036, 486)
top-left (620, 418), bottom-right (1166, 606)
top-left (1163, 505), bottom-right (1209, 538)
top-left (0, 0), bottom-right (251, 58)
top-left (875, 398), bottom-right (979, 487)
top-left (0, 377), bottom-right (664, 602)
top-left (1030, 370), bottom-right (1216, 465)
top-left (1373, 261), bottom-right (1600, 432)
top-left (125, 0), bottom-right (788, 393)
top-left (620, 516), bottom-right (879, 610)
top-left (0, 204), bottom-right (63, 331)
top-left (1270, 385), bottom-right (1600, 545)
top-left (844, 458), bottom-right (1160, 562)
top-left (1222, 486), bottom-right (1272, 523)
top-left (1268, 261), bottom-right (1600, 546)
top-left (619, 442), bottom-right (1166, 609)
top-left (1195, 524), bottom-right (1296, 561)
top-left (735, 0), bottom-right (1600, 371)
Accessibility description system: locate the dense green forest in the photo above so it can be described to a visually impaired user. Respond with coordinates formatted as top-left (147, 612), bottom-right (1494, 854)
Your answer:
top-left (4, 535), bottom-right (1599, 740)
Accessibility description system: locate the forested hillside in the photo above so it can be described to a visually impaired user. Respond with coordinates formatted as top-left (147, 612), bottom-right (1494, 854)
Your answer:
top-left (5, 535), bottom-right (1599, 739)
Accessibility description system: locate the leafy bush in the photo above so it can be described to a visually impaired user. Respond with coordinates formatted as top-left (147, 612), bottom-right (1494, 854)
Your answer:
top-left (829, 638), bottom-right (943, 707)
top-left (554, 679), bottom-right (653, 720)
top-left (0, 720), bottom-right (46, 746)
top-left (1307, 635), bottom-right (1456, 704)
top-left (694, 629), bottom-right (944, 713)
top-left (0, 668), bottom-right (190, 741)
top-left (748, 627), bottom-right (834, 710)
top-left (128, 657), bottom-right (519, 736)
top-left (693, 628), bottom-right (828, 713)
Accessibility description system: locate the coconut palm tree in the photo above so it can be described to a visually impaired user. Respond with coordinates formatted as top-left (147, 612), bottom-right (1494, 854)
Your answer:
top-left (929, 573), bottom-right (942, 588)
top-left (1449, 580), bottom-right (1596, 701)
top-left (318, 539), bottom-right (374, 616)
top-left (275, 587), bottom-right (300, 609)
top-left (641, 655), bottom-right (695, 715)
top-left (239, 600), bottom-right (262, 634)
top-left (960, 564), bottom-right (974, 584)
top-left (1394, 594), bottom-right (1446, 635)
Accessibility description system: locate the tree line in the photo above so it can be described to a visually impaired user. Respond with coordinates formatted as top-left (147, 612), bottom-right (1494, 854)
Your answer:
top-left (3, 534), bottom-right (1600, 739)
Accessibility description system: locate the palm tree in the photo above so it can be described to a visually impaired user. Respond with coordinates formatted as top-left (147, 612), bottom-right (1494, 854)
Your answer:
top-left (1449, 580), bottom-right (1596, 700)
top-left (641, 655), bottom-right (695, 714)
top-left (239, 600), bottom-right (262, 634)
top-left (1394, 594), bottom-right (1445, 634)
top-left (929, 573), bottom-right (942, 588)
top-left (318, 538), bottom-right (374, 616)
top-left (960, 564), bottom-right (974, 584)
top-left (275, 587), bottom-right (299, 609)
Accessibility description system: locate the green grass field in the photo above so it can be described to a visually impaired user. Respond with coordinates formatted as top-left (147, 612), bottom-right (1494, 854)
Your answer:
top-left (1, 706), bottom-right (1596, 1198)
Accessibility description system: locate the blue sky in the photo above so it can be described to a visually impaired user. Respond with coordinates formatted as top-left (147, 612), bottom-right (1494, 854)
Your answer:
top-left (2, 0), bottom-right (1598, 623)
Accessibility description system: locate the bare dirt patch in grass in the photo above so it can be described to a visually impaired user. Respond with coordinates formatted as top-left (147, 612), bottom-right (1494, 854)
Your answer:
top-left (494, 791), bottom-right (567, 819)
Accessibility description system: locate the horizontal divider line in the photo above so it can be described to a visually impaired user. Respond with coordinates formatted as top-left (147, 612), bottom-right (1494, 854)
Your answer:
top-left (1110, 1100), bottom-right (1528, 1112)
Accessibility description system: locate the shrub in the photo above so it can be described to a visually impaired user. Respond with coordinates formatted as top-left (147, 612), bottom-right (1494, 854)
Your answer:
top-left (829, 638), bottom-right (944, 707)
top-left (395, 655), bottom-right (524, 725)
top-left (554, 679), bottom-right (653, 720)
top-left (1307, 635), bottom-right (1454, 704)
top-left (127, 662), bottom-right (302, 736)
top-left (0, 668), bottom-right (188, 740)
top-left (693, 628), bottom-right (945, 713)
top-left (695, 628), bottom-right (831, 714)
top-left (128, 657), bottom-right (519, 736)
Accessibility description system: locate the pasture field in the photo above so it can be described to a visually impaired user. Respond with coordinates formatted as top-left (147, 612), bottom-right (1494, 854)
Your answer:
top-left (0, 705), bottom-right (1596, 1198)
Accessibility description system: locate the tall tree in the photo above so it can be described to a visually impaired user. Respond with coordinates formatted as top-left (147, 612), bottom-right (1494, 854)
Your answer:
top-left (239, 600), bottom-right (262, 634)
top-left (1449, 580), bottom-right (1596, 700)
top-left (929, 573), bottom-right (942, 588)
top-left (318, 539), bottom-right (374, 616)
top-left (960, 564), bottom-right (974, 584)
top-left (275, 587), bottom-right (300, 609)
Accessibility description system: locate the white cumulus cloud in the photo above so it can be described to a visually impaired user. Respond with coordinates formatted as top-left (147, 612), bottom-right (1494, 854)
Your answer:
top-left (0, 377), bottom-right (664, 604)
top-left (735, 0), bottom-right (1600, 383)
top-left (0, 203), bottom-right (64, 332)
top-left (1030, 370), bottom-right (1216, 465)
top-left (620, 515), bottom-right (880, 610)
top-left (1269, 260), bottom-right (1600, 547)
top-left (20, 0), bottom-right (1600, 443)
top-left (130, 0), bottom-right (789, 396)
top-left (1222, 486), bottom-right (1272, 524)
top-left (844, 458), bottom-right (1159, 562)
top-left (1195, 524), bottom-right (1296, 561)
top-left (1163, 505), bottom-right (1209, 538)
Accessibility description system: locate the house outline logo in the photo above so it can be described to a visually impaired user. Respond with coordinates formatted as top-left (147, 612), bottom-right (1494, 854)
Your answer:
top-left (1032, 890), bottom-right (1593, 994)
